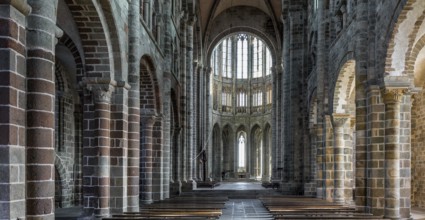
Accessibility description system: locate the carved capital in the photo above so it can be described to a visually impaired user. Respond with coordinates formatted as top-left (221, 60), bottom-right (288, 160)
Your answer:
top-left (141, 114), bottom-right (156, 126)
top-left (10, 0), bottom-right (32, 16)
top-left (382, 88), bottom-right (408, 103)
top-left (331, 114), bottom-right (351, 128)
top-left (86, 84), bottom-right (114, 104)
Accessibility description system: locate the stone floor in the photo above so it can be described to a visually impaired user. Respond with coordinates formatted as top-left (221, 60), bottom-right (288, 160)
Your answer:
top-left (196, 181), bottom-right (267, 190)
top-left (54, 182), bottom-right (425, 219)
top-left (219, 199), bottom-right (273, 220)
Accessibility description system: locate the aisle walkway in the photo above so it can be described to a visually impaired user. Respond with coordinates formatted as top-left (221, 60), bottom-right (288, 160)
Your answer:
top-left (219, 199), bottom-right (273, 220)
top-left (196, 181), bottom-right (266, 190)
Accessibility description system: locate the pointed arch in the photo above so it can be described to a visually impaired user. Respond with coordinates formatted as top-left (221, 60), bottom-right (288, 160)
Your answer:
top-left (222, 124), bottom-right (234, 175)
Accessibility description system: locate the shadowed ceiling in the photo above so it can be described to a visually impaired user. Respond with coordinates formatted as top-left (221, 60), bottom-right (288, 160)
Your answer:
top-left (198, 0), bottom-right (282, 34)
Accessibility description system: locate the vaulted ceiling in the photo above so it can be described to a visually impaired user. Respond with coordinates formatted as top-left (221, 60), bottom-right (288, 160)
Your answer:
top-left (198, 0), bottom-right (282, 34)
top-left (197, 0), bottom-right (283, 57)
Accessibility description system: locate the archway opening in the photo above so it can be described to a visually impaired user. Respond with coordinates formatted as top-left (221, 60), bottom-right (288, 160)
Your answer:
top-left (209, 32), bottom-right (273, 185)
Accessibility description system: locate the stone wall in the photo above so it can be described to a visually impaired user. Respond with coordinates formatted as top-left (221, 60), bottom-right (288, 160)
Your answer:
top-left (412, 90), bottom-right (425, 208)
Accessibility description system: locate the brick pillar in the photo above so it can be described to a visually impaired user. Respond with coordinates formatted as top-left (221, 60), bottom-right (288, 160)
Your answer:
top-left (162, 77), bottom-right (171, 198)
top-left (140, 115), bottom-right (156, 204)
top-left (382, 88), bottom-right (406, 219)
top-left (185, 16), bottom-right (196, 185)
top-left (110, 84), bottom-right (129, 213)
top-left (83, 83), bottom-right (114, 217)
top-left (26, 0), bottom-right (58, 218)
top-left (365, 85), bottom-right (385, 215)
top-left (324, 115), bottom-right (334, 201)
top-left (179, 17), bottom-right (187, 183)
top-left (271, 65), bottom-right (283, 181)
top-left (314, 124), bottom-right (325, 198)
top-left (0, 1), bottom-right (30, 219)
top-left (127, 0), bottom-right (140, 211)
top-left (204, 67), bottom-right (212, 182)
top-left (152, 116), bottom-right (163, 201)
top-left (331, 114), bottom-right (350, 204)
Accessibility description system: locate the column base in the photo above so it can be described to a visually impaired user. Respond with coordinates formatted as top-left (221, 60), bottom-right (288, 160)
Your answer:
top-left (182, 179), bottom-right (197, 192)
top-left (140, 199), bottom-right (153, 205)
top-left (170, 181), bottom-right (182, 195)
top-left (304, 182), bottom-right (317, 197)
top-left (280, 181), bottom-right (303, 195)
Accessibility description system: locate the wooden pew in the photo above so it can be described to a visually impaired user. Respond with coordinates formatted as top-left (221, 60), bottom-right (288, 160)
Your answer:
top-left (103, 195), bottom-right (228, 219)
top-left (259, 196), bottom-right (386, 220)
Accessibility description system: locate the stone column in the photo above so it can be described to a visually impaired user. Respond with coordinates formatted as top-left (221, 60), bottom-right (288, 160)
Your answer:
top-left (331, 114), bottom-right (350, 204)
top-left (179, 15), bottom-right (187, 182)
top-left (140, 115), bottom-right (156, 204)
top-left (271, 65), bottom-right (282, 181)
top-left (204, 67), bottom-right (212, 181)
top-left (151, 115), bottom-right (163, 201)
top-left (109, 82), bottom-right (129, 213)
top-left (185, 16), bottom-right (196, 185)
top-left (0, 1), bottom-right (30, 219)
top-left (382, 88), bottom-right (406, 219)
top-left (83, 83), bottom-right (114, 217)
top-left (313, 124), bottom-right (325, 198)
top-left (26, 0), bottom-right (59, 219)
top-left (162, 77), bottom-right (171, 199)
top-left (127, 0), bottom-right (140, 211)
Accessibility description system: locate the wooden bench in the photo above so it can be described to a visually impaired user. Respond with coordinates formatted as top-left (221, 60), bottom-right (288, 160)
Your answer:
top-left (259, 196), bottom-right (386, 220)
top-left (103, 194), bottom-right (227, 220)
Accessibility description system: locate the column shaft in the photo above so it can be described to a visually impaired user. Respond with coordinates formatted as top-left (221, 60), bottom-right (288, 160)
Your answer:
top-left (383, 88), bottom-right (405, 219)
top-left (127, 0), bottom-right (140, 211)
top-left (83, 84), bottom-right (114, 217)
top-left (26, 0), bottom-right (58, 218)
top-left (140, 115), bottom-right (156, 204)
top-left (0, 1), bottom-right (30, 219)
top-left (331, 114), bottom-right (349, 204)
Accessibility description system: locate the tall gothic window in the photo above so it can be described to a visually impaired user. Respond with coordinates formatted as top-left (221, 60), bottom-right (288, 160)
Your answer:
top-left (237, 34), bottom-right (248, 79)
top-left (211, 33), bottom-right (273, 114)
top-left (222, 39), bottom-right (232, 78)
top-left (253, 90), bottom-right (263, 106)
top-left (237, 92), bottom-right (247, 107)
top-left (266, 49), bottom-right (272, 76)
top-left (253, 38), bottom-right (263, 78)
top-left (266, 86), bottom-right (272, 105)
top-left (238, 134), bottom-right (245, 168)
top-left (212, 49), bottom-right (218, 76)
top-left (221, 90), bottom-right (232, 106)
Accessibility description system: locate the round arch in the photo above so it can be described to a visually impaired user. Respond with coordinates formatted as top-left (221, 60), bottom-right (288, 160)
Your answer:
top-left (140, 55), bottom-right (162, 115)
top-left (331, 57), bottom-right (356, 115)
top-left (250, 124), bottom-right (263, 179)
top-left (206, 28), bottom-right (278, 66)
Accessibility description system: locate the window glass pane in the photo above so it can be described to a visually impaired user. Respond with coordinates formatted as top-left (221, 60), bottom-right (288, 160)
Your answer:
top-left (238, 135), bottom-right (245, 167)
